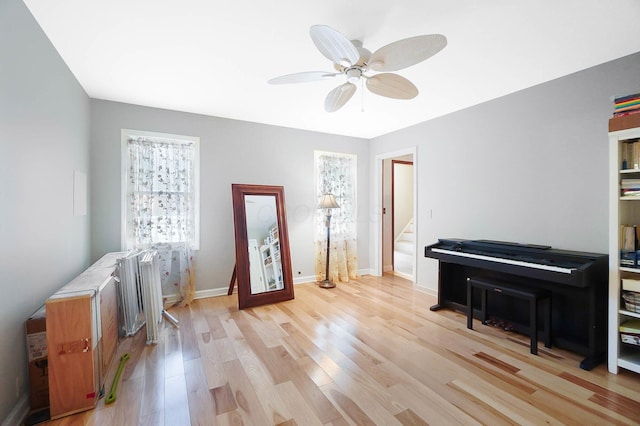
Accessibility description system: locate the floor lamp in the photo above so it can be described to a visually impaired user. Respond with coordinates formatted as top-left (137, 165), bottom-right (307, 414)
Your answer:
top-left (317, 193), bottom-right (340, 288)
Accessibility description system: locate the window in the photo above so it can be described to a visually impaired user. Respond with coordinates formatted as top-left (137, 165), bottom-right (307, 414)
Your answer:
top-left (314, 150), bottom-right (358, 281)
top-left (121, 129), bottom-right (200, 250)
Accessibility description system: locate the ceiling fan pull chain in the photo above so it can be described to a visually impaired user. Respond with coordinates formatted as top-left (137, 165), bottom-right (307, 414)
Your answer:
top-left (360, 78), bottom-right (365, 112)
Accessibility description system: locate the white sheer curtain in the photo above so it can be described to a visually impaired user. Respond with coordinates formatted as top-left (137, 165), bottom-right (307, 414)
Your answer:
top-left (314, 151), bottom-right (358, 282)
top-left (125, 134), bottom-right (196, 306)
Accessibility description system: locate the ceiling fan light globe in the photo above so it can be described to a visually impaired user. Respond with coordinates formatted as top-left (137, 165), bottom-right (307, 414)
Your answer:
top-left (346, 68), bottom-right (361, 83)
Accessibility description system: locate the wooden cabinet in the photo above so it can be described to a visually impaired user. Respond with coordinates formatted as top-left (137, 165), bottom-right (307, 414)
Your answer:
top-left (45, 252), bottom-right (123, 419)
top-left (46, 291), bottom-right (100, 418)
top-left (608, 122), bottom-right (640, 375)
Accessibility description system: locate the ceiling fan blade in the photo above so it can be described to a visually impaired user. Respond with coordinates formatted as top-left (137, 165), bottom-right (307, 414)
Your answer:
top-left (268, 71), bottom-right (338, 84)
top-left (324, 82), bottom-right (356, 112)
top-left (369, 34), bottom-right (447, 72)
top-left (310, 25), bottom-right (360, 67)
top-left (366, 73), bottom-right (418, 99)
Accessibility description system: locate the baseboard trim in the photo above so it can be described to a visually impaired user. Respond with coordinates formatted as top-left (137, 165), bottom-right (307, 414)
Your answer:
top-left (194, 287), bottom-right (231, 299)
top-left (393, 271), bottom-right (414, 282)
top-left (191, 270), bottom-right (376, 300)
top-left (2, 394), bottom-right (28, 426)
top-left (414, 284), bottom-right (437, 298)
top-left (294, 275), bottom-right (316, 285)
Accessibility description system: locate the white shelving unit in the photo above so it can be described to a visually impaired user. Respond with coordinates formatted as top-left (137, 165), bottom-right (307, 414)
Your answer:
top-left (259, 225), bottom-right (283, 291)
top-left (608, 124), bottom-right (640, 375)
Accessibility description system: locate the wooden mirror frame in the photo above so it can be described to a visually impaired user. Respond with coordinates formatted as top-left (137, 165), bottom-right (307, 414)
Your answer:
top-left (231, 184), bottom-right (294, 309)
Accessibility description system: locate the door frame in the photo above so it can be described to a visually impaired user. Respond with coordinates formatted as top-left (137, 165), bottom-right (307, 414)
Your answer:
top-left (372, 146), bottom-right (417, 282)
top-left (392, 159), bottom-right (414, 272)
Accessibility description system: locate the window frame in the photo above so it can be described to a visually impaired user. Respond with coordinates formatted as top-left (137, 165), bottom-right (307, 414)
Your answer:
top-left (120, 129), bottom-right (200, 250)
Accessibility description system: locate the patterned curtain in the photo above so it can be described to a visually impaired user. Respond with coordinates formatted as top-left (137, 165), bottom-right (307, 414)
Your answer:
top-left (314, 151), bottom-right (358, 282)
top-left (126, 135), bottom-right (196, 306)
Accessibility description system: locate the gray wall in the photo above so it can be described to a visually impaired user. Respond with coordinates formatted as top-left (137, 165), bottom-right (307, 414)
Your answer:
top-left (370, 52), bottom-right (640, 293)
top-left (90, 100), bottom-right (370, 291)
top-left (0, 0), bottom-right (91, 422)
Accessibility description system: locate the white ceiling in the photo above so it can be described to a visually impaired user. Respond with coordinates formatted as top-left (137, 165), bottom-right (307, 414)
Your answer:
top-left (23, 0), bottom-right (640, 139)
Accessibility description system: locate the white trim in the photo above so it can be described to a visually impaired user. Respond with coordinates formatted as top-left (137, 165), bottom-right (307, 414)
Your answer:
top-left (2, 394), bottom-right (28, 426)
top-left (120, 129), bottom-right (201, 250)
top-left (190, 269), bottom-right (377, 299)
top-left (393, 270), bottom-right (413, 281)
top-left (414, 284), bottom-right (437, 298)
top-left (294, 275), bottom-right (317, 285)
top-left (293, 269), bottom-right (373, 285)
top-left (194, 288), bottom-right (231, 299)
top-left (373, 147), bottom-right (418, 283)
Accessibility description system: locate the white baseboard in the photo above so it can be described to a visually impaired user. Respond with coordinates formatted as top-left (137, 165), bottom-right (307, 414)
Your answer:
top-left (194, 287), bottom-right (232, 299)
top-left (190, 269), bottom-right (377, 300)
top-left (294, 275), bottom-right (317, 285)
top-left (2, 393), bottom-right (28, 426)
top-left (414, 284), bottom-right (437, 298)
top-left (393, 271), bottom-right (414, 282)
top-left (293, 270), bottom-right (374, 286)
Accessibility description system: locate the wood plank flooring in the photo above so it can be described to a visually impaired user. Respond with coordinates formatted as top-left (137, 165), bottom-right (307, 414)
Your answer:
top-left (40, 274), bottom-right (640, 425)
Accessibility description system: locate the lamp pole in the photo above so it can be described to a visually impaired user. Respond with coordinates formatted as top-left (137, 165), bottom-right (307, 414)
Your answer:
top-left (320, 210), bottom-right (334, 288)
top-left (317, 193), bottom-right (339, 289)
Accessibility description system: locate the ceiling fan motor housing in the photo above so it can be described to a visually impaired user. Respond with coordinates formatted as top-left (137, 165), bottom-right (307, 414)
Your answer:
top-left (346, 67), bottom-right (363, 83)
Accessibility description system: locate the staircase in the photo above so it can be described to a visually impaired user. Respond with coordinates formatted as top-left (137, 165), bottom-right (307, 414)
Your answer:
top-left (394, 219), bottom-right (414, 277)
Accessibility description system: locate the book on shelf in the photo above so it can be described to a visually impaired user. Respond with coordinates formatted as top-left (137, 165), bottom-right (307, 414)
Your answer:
top-left (620, 224), bottom-right (640, 267)
top-left (610, 92), bottom-right (640, 131)
top-left (622, 278), bottom-right (640, 292)
top-left (614, 92), bottom-right (640, 115)
top-left (615, 93), bottom-right (640, 103)
top-left (620, 178), bottom-right (640, 196)
top-left (614, 109), bottom-right (640, 118)
top-left (620, 141), bottom-right (640, 170)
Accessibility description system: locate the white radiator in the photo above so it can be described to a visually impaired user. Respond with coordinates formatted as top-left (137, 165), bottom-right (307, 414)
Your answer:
top-left (116, 251), bottom-right (145, 337)
top-left (116, 250), bottom-right (175, 345)
top-left (139, 250), bottom-right (163, 344)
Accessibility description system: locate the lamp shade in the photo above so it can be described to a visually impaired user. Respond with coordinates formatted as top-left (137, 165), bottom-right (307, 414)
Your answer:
top-left (317, 193), bottom-right (340, 209)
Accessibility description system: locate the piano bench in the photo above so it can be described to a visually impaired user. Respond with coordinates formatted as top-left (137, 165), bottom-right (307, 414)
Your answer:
top-left (466, 277), bottom-right (551, 355)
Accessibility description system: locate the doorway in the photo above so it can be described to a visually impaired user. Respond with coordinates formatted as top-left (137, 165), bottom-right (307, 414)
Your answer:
top-left (378, 149), bottom-right (416, 282)
top-left (392, 160), bottom-right (414, 277)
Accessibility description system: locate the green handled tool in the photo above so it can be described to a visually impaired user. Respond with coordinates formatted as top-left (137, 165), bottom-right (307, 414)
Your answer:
top-left (105, 353), bottom-right (130, 404)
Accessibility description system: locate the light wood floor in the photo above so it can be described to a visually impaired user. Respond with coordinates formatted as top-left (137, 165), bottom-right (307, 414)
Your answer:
top-left (40, 274), bottom-right (640, 425)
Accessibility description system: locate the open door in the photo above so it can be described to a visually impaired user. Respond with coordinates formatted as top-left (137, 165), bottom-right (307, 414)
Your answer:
top-left (381, 152), bottom-right (415, 281)
top-left (392, 160), bottom-right (414, 278)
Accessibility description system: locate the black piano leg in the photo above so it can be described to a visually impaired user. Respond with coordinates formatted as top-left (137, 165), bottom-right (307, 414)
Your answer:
top-left (429, 304), bottom-right (442, 311)
top-left (580, 353), bottom-right (606, 371)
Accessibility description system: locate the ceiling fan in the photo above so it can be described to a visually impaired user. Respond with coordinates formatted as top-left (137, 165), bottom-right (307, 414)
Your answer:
top-left (268, 25), bottom-right (447, 112)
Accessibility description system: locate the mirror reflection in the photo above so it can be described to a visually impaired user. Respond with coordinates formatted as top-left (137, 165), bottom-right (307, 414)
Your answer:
top-left (245, 195), bottom-right (284, 294)
top-left (231, 184), bottom-right (294, 310)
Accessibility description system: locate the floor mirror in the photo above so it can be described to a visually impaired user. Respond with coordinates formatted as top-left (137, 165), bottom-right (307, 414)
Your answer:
top-left (231, 184), bottom-right (294, 309)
